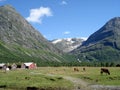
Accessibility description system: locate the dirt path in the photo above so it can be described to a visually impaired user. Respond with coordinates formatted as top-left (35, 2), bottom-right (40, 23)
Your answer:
top-left (32, 72), bottom-right (120, 90)
top-left (63, 76), bottom-right (120, 90)
top-left (63, 76), bottom-right (90, 90)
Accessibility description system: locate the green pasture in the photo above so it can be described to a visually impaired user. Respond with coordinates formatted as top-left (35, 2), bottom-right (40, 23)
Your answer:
top-left (36, 67), bottom-right (120, 85)
top-left (0, 67), bottom-right (120, 90)
top-left (0, 69), bottom-right (73, 90)
top-left (69, 67), bottom-right (120, 85)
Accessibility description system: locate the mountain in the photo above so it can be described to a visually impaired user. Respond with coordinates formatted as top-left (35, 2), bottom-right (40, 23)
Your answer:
top-left (0, 5), bottom-right (65, 63)
top-left (72, 17), bottom-right (120, 62)
top-left (51, 38), bottom-right (85, 53)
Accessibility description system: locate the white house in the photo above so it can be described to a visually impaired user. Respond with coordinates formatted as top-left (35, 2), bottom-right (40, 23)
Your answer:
top-left (0, 63), bottom-right (6, 69)
top-left (21, 62), bottom-right (37, 69)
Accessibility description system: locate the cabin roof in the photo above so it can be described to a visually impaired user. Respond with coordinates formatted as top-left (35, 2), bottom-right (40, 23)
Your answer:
top-left (24, 62), bottom-right (33, 66)
top-left (0, 63), bottom-right (5, 67)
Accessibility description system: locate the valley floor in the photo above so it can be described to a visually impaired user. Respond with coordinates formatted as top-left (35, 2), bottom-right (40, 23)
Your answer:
top-left (0, 67), bottom-right (120, 90)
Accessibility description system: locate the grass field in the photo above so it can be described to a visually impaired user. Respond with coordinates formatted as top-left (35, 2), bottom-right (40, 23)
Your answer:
top-left (36, 67), bottom-right (120, 85)
top-left (69, 67), bottom-right (120, 85)
top-left (0, 67), bottom-right (120, 90)
top-left (0, 68), bottom-right (73, 90)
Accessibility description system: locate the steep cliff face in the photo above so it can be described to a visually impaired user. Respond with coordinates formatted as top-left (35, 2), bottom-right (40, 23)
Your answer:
top-left (0, 5), bottom-right (64, 62)
top-left (72, 17), bottom-right (120, 62)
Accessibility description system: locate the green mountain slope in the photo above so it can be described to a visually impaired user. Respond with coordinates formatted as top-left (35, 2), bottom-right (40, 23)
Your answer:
top-left (72, 17), bottom-right (120, 62)
top-left (0, 5), bottom-right (66, 63)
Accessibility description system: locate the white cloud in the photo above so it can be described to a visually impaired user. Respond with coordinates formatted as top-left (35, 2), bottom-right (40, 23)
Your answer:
top-left (61, 1), bottom-right (67, 5)
top-left (63, 31), bottom-right (70, 35)
top-left (26, 7), bottom-right (53, 24)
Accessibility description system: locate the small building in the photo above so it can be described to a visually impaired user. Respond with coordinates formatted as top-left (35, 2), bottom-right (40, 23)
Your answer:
top-left (21, 62), bottom-right (37, 69)
top-left (11, 63), bottom-right (17, 70)
top-left (0, 63), bottom-right (9, 71)
top-left (0, 63), bottom-right (5, 69)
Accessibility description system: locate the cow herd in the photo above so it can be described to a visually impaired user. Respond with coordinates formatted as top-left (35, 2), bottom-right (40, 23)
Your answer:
top-left (74, 67), bottom-right (86, 72)
top-left (73, 67), bottom-right (110, 75)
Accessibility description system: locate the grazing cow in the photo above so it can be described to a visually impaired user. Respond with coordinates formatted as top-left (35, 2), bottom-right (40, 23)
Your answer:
top-left (83, 67), bottom-right (86, 71)
top-left (74, 67), bottom-right (79, 72)
top-left (100, 68), bottom-right (110, 75)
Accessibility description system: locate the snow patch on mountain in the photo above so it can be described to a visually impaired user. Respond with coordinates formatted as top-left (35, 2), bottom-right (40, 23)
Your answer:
top-left (51, 38), bottom-right (86, 53)
top-left (52, 39), bottom-right (62, 44)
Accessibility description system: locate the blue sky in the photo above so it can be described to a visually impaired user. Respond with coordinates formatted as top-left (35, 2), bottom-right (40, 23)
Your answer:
top-left (0, 0), bottom-right (120, 40)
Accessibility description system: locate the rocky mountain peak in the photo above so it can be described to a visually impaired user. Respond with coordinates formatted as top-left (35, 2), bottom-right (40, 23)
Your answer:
top-left (71, 17), bottom-right (120, 62)
top-left (0, 5), bottom-right (64, 62)
top-left (82, 17), bottom-right (120, 46)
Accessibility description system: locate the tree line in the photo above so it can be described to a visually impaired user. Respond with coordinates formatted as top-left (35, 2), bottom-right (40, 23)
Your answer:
top-left (37, 61), bottom-right (119, 67)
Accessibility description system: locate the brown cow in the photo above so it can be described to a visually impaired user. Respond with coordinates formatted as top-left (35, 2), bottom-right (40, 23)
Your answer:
top-left (83, 67), bottom-right (86, 71)
top-left (74, 67), bottom-right (79, 72)
top-left (100, 68), bottom-right (110, 75)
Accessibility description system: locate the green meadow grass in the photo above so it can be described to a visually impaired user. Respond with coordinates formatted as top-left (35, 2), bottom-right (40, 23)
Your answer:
top-left (36, 67), bottom-right (120, 85)
top-left (0, 69), bottom-right (73, 90)
top-left (0, 67), bottom-right (120, 90)
top-left (69, 67), bottom-right (120, 85)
